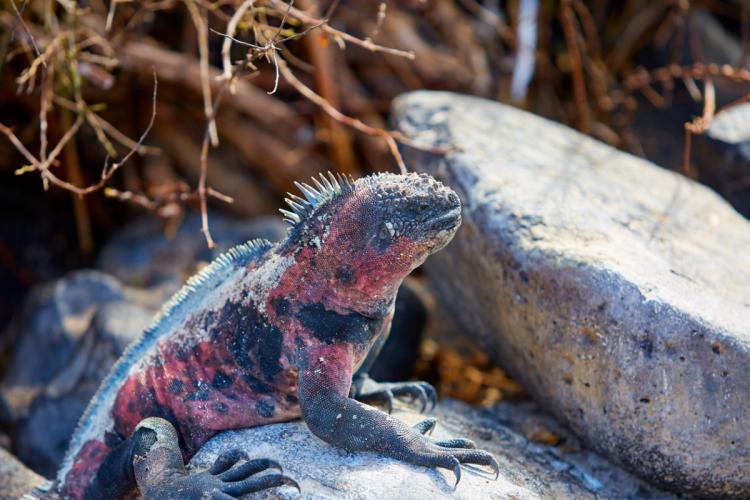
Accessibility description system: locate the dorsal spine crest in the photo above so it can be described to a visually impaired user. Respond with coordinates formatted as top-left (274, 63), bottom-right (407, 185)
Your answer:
top-left (60, 237), bottom-right (274, 483)
top-left (280, 171), bottom-right (354, 226)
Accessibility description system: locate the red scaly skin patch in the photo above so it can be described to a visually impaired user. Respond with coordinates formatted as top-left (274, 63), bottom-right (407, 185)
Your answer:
top-left (273, 191), bottom-right (423, 320)
top-left (299, 343), bottom-right (357, 397)
top-left (110, 334), bottom-right (300, 456)
top-left (59, 440), bottom-right (109, 499)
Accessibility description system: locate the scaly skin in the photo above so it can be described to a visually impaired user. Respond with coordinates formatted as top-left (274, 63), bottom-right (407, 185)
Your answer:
top-left (41, 172), bottom-right (497, 499)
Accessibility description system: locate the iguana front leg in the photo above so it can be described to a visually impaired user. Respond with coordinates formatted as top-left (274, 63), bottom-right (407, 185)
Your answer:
top-left (84, 418), bottom-right (298, 499)
top-left (350, 327), bottom-right (437, 414)
top-left (299, 344), bottom-right (498, 486)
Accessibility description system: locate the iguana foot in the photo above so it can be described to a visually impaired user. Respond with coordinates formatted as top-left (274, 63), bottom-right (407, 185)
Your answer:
top-left (408, 418), bottom-right (499, 486)
top-left (133, 418), bottom-right (299, 500)
top-left (145, 452), bottom-right (298, 500)
top-left (351, 374), bottom-right (437, 414)
top-left (413, 418), bottom-right (478, 449)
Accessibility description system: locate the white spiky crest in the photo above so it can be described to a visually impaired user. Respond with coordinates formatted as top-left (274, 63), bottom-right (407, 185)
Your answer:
top-left (280, 171), bottom-right (354, 226)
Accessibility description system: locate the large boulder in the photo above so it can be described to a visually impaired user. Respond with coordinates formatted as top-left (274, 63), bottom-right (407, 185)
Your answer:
top-left (191, 400), bottom-right (669, 499)
top-left (392, 91), bottom-right (750, 497)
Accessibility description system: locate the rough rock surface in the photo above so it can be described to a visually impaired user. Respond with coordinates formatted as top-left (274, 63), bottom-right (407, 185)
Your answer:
top-left (191, 400), bottom-right (670, 499)
top-left (393, 91), bottom-right (750, 497)
top-left (0, 447), bottom-right (45, 500)
top-left (0, 271), bottom-right (155, 475)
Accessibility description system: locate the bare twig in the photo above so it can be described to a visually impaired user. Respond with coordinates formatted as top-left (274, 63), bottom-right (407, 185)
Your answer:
top-left (220, 0), bottom-right (255, 89)
top-left (104, 185), bottom-right (234, 216)
top-left (560, 0), bottom-right (589, 132)
top-left (198, 131), bottom-right (215, 248)
top-left (278, 58), bottom-right (450, 174)
top-left (185, 0), bottom-right (218, 146)
top-left (9, 0), bottom-right (42, 61)
top-left (1, 72), bottom-right (158, 195)
top-left (39, 65), bottom-right (53, 164)
top-left (16, 34), bottom-right (62, 93)
top-left (105, 0), bottom-right (121, 31)
top-left (213, 1), bottom-right (321, 96)
top-left (120, 40), bottom-right (302, 131)
top-left (683, 78), bottom-right (715, 177)
top-left (51, 96), bottom-right (159, 156)
top-left (267, 0), bottom-right (415, 59)
top-left (625, 63), bottom-right (750, 92)
top-left (366, 2), bottom-right (387, 41)
top-left (298, 0), bottom-right (355, 174)
top-left (60, 108), bottom-right (94, 253)
top-left (101, 71), bottom-right (159, 179)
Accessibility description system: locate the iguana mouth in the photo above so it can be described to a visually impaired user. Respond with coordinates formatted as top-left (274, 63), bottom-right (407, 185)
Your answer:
top-left (428, 207), bottom-right (462, 232)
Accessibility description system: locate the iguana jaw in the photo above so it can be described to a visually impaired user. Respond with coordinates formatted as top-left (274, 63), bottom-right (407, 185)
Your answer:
top-left (422, 206), bottom-right (462, 251)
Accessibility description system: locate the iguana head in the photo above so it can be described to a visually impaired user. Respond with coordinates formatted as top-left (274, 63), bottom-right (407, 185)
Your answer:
top-left (279, 171), bottom-right (461, 317)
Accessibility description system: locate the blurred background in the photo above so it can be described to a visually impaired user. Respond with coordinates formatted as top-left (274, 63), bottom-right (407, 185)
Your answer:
top-left (1, 0), bottom-right (750, 474)
top-left (2, 0), bottom-right (750, 327)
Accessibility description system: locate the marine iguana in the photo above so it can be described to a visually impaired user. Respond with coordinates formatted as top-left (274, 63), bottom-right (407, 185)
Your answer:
top-left (39, 171), bottom-right (498, 499)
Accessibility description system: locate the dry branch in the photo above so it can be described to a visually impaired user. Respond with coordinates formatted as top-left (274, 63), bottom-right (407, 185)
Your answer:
top-left (119, 40), bottom-right (302, 132)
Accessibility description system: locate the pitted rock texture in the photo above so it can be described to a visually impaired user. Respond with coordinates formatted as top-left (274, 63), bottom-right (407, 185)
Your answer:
top-left (392, 91), bottom-right (750, 497)
top-left (0, 447), bottom-right (45, 500)
top-left (191, 400), bottom-right (669, 499)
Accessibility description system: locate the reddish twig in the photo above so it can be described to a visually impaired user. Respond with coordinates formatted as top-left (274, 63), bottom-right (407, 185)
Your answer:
top-left (683, 78), bottom-right (715, 177)
top-left (277, 58), bottom-right (451, 174)
top-left (560, 0), bottom-right (589, 133)
top-left (185, 0), bottom-right (218, 146)
top-left (1, 72), bottom-right (158, 195)
top-left (624, 63), bottom-right (750, 92)
top-left (267, 0), bottom-right (415, 59)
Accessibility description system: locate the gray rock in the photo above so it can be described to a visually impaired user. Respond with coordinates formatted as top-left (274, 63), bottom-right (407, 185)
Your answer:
top-left (0, 447), bottom-right (45, 500)
top-left (191, 400), bottom-right (669, 499)
top-left (0, 271), bottom-right (155, 475)
top-left (392, 91), bottom-right (750, 497)
top-left (97, 213), bottom-right (287, 288)
top-left (2, 271), bottom-right (132, 388)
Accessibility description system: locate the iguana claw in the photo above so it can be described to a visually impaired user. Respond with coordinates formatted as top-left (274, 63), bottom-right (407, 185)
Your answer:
top-left (131, 418), bottom-right (299, 500)
top-left (413, 418), bottom-right (496, 482)
top-left (142, 450), bottom-right (298, 500)
top-left (352, 375), bottom-right (438, 413)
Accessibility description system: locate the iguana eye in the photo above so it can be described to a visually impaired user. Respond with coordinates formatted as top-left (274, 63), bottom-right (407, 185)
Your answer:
top-left (417, 203), bottom-right (429, 212)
